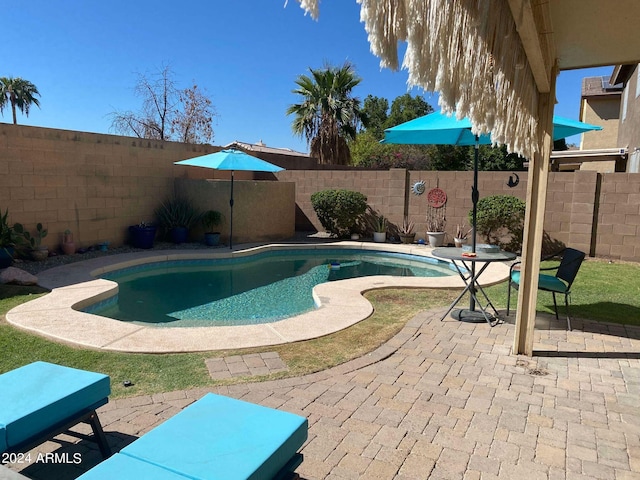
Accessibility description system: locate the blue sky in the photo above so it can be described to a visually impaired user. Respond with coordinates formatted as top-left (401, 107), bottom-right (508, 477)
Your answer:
top-left (5, 1), bottom-right (612, 153)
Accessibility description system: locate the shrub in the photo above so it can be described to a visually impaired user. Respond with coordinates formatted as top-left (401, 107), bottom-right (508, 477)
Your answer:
top-left (154, 196), bottom-right (202, 232)
top-left (471, 195), bottom-right (526, 252)
top-left (311, 189), bottom-right (368, 237)
top-left (201, 210), bottom-right (223, 233)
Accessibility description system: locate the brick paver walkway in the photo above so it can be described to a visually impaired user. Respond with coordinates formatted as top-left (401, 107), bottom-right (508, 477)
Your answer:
top-left (205, 351), bottom-right (289, 379)
top-left (8, 309), bottom-right (640, 480)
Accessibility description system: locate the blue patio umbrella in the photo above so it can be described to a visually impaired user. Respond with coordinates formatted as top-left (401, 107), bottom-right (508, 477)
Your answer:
top-left (383, 112), bottom-right (602, 146)
top-left (175, 148), bottom-right (284, 249)
top-left (383, 111), bottom-right (601, 315)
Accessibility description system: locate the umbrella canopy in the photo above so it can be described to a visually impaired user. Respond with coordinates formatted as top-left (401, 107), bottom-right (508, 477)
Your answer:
top-left (175, 148), bottom-right (284, 249)
top-left (382, 112), bottom-right (602, 146)
top-left (175, 148), bottom-right (285, 173)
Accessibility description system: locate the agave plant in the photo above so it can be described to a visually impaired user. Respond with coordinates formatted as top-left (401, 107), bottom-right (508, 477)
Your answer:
top-left (154, 196), bottom-right (202, 232)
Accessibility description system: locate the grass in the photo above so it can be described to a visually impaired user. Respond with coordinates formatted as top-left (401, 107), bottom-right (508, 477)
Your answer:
top-left (483, 257), bottom-right (640, 326)
top-left (1, 257), bottom-right (638, 398)
top-left (0, 284), bottom-right (457, 398)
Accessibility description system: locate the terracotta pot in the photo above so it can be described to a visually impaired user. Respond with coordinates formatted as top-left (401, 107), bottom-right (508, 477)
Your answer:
top-left (62, 242), bottom-right (76, 255)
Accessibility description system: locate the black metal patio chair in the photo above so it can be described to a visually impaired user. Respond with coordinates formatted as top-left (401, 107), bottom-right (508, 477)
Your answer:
top-left (507, 247), bottom-right (586, 330)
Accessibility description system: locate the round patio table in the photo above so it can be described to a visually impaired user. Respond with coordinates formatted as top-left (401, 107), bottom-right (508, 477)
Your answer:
top-left (432, 247), bottom-right (517, 326)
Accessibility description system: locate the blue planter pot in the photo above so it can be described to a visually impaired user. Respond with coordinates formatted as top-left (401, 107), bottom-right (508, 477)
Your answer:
top-left (170, 227), bottom-right (189, 244)
top-left (0, 247), bottom-right (14, 269)
top-left (129, 225), bottom-right (157, 249)
top-left (204, 232), bottom-right (220, 246)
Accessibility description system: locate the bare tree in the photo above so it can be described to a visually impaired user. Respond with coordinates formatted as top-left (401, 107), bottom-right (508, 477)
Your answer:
top-left (110, 65), bottom-right (216, 144)
top-left (172, 84), bottom-right (215, 144)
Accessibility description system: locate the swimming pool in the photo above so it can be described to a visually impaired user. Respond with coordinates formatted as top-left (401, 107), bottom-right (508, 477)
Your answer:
top-left (89, 249), bottom-right (455, 327)
top-left (7, 243), bottom-right (511, 352)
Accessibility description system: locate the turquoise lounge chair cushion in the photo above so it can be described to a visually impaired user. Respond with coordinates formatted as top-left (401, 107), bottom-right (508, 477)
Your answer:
top-left (0, 361), bottom-right (110, 452)
top-left (77, 453), bottom-right (189, 480)
top-left (511, 271), bottom-right (568, 293)
top-left (113, 393), bottom-right (307, 480)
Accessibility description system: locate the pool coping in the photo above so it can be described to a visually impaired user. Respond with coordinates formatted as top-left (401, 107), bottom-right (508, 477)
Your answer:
top-left (5, 242), bottom-right (513, 353)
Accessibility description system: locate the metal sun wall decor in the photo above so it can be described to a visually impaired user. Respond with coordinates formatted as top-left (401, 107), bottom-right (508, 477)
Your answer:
top-left (412, 180), bottom-right (426, 195)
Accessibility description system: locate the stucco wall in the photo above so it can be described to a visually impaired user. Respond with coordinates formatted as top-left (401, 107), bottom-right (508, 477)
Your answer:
top-left (580, 97), bottom-right (621, 150)
top-left (175, 178), bottom-right (295, 245)
top-left (617, 65), bottom-right (640, 161)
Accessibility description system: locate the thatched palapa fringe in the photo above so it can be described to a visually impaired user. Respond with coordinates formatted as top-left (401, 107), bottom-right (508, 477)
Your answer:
top-left (297, 0), bottom-right (540, 160)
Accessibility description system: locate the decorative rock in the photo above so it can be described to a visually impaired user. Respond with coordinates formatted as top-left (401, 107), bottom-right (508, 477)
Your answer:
top-left (0, 267), bottom-right (38, 286)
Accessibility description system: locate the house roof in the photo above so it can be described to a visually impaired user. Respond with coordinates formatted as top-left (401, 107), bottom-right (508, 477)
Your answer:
top-left (610, 64), bottom-right (638, 86)
top-left (581, 76), bottom-right (623, 98)
top-left (224, 141), bottom-right (309, 158)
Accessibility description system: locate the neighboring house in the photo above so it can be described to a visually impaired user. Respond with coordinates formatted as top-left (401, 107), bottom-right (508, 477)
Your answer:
top-left (611, 64), bottom-right (640, 173)
top-left (225, 140), bottom-right (315, 170)
top-left (579, 75), bottom-right (622, 149)
top-left (551, 67), bottom-right (640, 172)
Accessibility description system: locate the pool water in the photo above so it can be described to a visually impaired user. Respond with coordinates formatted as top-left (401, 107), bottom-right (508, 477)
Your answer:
top-left (89, 249), bottom-right (454, 327)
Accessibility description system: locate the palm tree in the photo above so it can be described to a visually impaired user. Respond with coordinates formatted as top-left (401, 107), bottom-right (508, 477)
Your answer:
top-left (0, 77), bottom-right (41, 125)
top-left (287, 63), bottom-right (365, 165)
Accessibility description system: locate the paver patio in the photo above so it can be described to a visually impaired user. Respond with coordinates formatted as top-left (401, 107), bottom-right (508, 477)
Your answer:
top-left (7, 307), bottom-right (640, 480)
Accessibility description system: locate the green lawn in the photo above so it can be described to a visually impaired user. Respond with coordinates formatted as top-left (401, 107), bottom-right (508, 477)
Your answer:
top-left (1, 257), bottom-right (638, 398)
top-left (483, 258), bottom-right (640, 326)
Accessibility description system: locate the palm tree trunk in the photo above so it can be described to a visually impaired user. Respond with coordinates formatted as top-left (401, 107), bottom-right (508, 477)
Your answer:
top-left (10, 91), bottom-right (17, 124)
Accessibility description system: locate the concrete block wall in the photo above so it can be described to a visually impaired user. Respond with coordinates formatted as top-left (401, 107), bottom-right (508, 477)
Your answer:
top-left (406, 170), bottom-right (528, 242)
top-left (2, 124), bottom-right (228, 249)
top-left (597, 173), bottom-right (640, 260)
top-left (277, 169), bottom-right (397, 231)
top-left (1, 124), bottom-right (638, 261)
top-left (282, 168), bottom-right (639, 262)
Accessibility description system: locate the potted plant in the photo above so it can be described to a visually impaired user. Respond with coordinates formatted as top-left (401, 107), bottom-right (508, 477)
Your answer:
top-left (0, 208), bottom-right (18, 268)
top-left (454, 223), bottom-right (471, 248)
top-left (426, 208), bottom-right (446, 248)
top-left (14, 222), bottom-right (49, 260)
top-left (201, 210), bottom-right (223, 246)
top-left (128, 221), bottom-right (157, 249)
top-left (61, 229), bottom-right (76, 255)
top-left (367, 209), bottom-right (388, 243)
top-left (399, 216), bottom-right (416, 244)
top-left (154, 196), bottom-right (202, 244)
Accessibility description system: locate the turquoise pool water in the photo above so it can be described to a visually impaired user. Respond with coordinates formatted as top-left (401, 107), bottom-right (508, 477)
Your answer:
top-left (88, 249), bottom-right (454, 327)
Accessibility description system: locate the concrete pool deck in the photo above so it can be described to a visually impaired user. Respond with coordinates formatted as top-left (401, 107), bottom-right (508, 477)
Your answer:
top-left (5, 242), bottom-right (512, 353)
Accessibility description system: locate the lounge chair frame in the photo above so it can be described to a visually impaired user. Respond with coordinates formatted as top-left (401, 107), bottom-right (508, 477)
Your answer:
top-left (5, 404), bottom-right (111, 459)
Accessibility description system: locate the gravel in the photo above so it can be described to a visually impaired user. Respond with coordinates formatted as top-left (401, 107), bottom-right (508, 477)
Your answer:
top-left (13, 242), bottom-right (228, 276)
top-left (13, 232), bottom-right (332, 276)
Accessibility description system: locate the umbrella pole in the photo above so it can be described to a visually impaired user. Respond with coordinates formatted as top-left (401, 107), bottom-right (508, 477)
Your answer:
top-left (229, 171), bottom-right (234, 249)
top-left (470, 136), bottom-right (479, 311)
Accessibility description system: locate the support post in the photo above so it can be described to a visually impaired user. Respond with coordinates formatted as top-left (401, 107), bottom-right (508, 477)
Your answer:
top-left (513, 64), bottom-right (558, 355)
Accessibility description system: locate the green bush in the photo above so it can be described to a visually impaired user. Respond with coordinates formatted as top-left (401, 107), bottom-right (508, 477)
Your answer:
top-left (471, 195), bottom-right (526, 252)
top-left (311, 189), bottom-right (368, 237)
